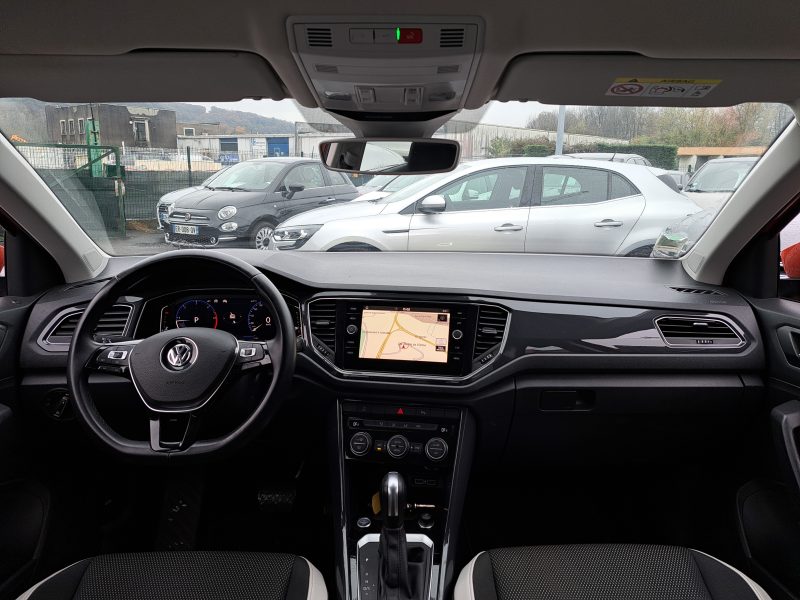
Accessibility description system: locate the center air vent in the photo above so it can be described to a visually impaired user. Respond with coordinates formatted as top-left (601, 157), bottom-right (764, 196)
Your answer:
top-left (309, 300), bottom-right (337, 351)
top-left (307, 27), bottom-right (333, 47)
top-left (655, 316), bottom-right (742, 347)
top-left (473, 306), bottom-right (509, 359)
top-left (439, 28), bottom-right (465, 48)
top-left (669, 286), bottom-right (724, 296)
top-left (45, 304), bottom-right (133, 346)
top-left (282, 295), bottom-right (302, 337)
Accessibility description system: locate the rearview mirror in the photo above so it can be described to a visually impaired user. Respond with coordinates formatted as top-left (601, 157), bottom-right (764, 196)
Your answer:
top-left (319, 138), bottom-right (460, 175)
top-left (418, 195), bottom-right (447, 214)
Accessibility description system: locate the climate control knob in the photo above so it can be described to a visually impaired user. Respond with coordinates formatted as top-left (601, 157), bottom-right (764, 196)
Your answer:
top-left (349, 432), bottom-right (372, 457)
top-left (387, 435), bottom-right (410, 459)
top-left (425, 437), bottom-right (449, 461)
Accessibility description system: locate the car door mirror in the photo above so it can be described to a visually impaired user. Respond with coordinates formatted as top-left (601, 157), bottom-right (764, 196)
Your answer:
top-left (282, 184), bottom-right (305, 199)
top-left (418, 195), bottom-right (447, 214)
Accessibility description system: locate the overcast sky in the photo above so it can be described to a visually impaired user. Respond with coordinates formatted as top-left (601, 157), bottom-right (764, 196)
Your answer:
top-left (195, 99), bottom-right (547, 129)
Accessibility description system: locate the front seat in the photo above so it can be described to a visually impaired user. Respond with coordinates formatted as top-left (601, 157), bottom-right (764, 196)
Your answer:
top-left (455, 544), bottom-right (770, 600)
top-left (17, 551), bottom-right (326, 600)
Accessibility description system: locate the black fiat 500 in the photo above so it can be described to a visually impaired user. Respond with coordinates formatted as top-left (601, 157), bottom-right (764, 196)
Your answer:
top-left (165, 157), bottom-right (358, 249)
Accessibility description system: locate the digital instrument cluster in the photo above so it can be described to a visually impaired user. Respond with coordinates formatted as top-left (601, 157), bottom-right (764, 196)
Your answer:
top-left (160, 295), bottom-right (277, 341)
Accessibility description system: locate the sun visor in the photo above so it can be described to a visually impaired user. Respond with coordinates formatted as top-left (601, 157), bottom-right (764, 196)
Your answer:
top-left (0, 51), bottom-right (286, 102)
top-left (495, 55), bottom-right (800, 106)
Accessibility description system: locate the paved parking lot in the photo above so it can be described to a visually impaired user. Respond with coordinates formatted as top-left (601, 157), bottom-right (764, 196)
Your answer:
top-left (106, 229), bottom-right (169, 255)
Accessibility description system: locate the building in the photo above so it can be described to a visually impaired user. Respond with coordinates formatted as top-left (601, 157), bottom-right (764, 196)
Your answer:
top-left (177, 134), bottom-right (294, 159)
top-left (177, 122), bottom-right (220, 136)
top-left (45, 104), bottom-right (177, 148)
top-left (677, 146), bottom-right (766, 172)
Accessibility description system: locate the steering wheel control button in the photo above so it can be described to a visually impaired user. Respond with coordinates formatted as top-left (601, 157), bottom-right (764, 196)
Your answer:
top-left (107, 350), bottom-right (128, 360)
top-left (349, 432), bottom-right (372, 456)
top-left (425, 437), bottom-right (449, 461)
top-left (452, 329), bottom-right (463, 340)
top-left (346, 324), bottom-right (359, 335)
top-left (387, 435), bottom-right (410, 459)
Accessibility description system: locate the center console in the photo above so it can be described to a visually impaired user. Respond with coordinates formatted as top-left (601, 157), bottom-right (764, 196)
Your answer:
top-left (335, 400), bottom-right (473, 600)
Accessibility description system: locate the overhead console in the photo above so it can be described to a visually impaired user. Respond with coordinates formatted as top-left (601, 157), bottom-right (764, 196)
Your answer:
top-left (287, 17), bottom-right (483, 126)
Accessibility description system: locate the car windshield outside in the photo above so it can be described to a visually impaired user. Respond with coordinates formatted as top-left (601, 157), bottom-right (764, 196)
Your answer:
top-left (0, 99), bottom-right (791, 257)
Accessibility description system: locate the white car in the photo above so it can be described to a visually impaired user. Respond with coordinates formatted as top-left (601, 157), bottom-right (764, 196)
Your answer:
top-left (683, 157), bottom-right (759, 211)
top-left (271, 157), bottom-right (701, 256)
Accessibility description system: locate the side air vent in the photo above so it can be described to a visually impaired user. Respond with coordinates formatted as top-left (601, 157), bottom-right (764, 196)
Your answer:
top-left (669, 286), bottom-right (724, 296)
top-left (45, 304), bottom-right (133, 345)
top-left (655, 316), bottom-right (743, 347)
top-left (282, 295), bottom-right (302, 337)
top-left (439, 28), bottom-right (465, 48)
top-left (307, 27), bottom-right (333, 47)
top-left (309, 300), bottom-right (337, 350)
top-left (473, 305), bottom-right (509, 359)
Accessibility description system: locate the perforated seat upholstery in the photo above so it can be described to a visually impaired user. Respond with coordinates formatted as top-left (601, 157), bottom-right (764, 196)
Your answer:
top-left (17, 551), bottom-right (326, 600)
top-left (455, 544), bottom-right (770, 600)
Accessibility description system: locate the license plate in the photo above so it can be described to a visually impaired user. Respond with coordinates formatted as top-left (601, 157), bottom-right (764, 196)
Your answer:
top-left (173, 224), bottom-right (198, 235)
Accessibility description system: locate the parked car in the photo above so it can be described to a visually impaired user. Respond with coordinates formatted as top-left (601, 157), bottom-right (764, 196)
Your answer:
top-left (353, 174), bottom-right (430, 202)
top-left (565, 152), bottom-right (652, 166)
top-left (156, 169), bottom-right (229, 230)
top-left (683, 156), bottom-right (759, 210)
top-left (165, 157), bottom-right (358, 249)
top-left (271, 157), bottom-right (701, 256)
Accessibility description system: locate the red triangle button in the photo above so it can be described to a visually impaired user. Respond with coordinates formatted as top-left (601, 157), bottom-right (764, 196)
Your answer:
top-left (396, 408), bottom-right (404, 416)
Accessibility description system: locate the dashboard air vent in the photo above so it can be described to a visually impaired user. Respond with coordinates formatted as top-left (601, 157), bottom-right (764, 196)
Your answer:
top-left (46, 304), bottom-right (132, 345)
top-left (655, 316), bottom-right (742, 347)
top-left (439, 28), bottom-right (465, 48)
top-left (669, 286), bottom-right (723, 296)
top-left (473, 306), bottom-right (509, 358)
top-left (282, 295), bottom-right (302, 336)
top-left (309, 300), bottom-right (337, 350)
top-left (307, 27), bottom-right (333, 47)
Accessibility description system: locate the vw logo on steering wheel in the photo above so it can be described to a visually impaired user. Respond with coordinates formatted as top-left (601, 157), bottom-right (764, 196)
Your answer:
top-left (162, 339), bottom-right (197, 371)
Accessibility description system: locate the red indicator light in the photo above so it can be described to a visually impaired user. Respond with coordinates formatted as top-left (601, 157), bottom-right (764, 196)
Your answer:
top-left (396, 408), bottom-right (404, 415)
top-left (398, 28), bottom-right (423, 44)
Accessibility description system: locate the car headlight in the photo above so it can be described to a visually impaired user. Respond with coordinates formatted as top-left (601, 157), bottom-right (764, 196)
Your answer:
top-left (272, 225), bottom-right (323, 250)
top-left (217, 206), bottom-right (238, 220)
top-left (220, 222), bottom-right (238, 232)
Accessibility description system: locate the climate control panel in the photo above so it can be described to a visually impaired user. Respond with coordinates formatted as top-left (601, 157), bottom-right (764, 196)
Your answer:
top-left (341, 401), bottom-right (460, 466)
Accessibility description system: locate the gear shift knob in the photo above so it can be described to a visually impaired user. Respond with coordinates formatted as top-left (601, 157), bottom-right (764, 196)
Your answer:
top-left (381, 471), bottom-right (406, 528)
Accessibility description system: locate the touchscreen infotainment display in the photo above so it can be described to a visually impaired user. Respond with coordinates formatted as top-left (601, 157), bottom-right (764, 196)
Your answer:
top-left (359, 307), bottom-right (450, 363)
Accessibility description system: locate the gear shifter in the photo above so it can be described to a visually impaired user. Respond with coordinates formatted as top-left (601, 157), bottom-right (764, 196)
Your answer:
top-left (382, 471), bottom-right (406, 528)
top-left (378, 472), bottom-right (412, 600)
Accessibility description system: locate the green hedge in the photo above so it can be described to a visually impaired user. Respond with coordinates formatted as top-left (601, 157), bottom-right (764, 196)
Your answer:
top-left (568, 143), bottom-right (678, 170)
top-left (523, 144), bottom-right (553, 157)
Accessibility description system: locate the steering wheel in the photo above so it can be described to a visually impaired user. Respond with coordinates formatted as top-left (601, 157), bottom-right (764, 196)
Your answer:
top-left (67, 251), bottom-right (296, 462)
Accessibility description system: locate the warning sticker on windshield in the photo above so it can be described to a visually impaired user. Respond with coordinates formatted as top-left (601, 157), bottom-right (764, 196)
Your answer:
top-left (606, 78), bottom-right (721, 98)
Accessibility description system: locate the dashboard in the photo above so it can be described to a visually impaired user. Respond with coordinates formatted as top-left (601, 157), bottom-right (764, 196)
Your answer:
top-left (20, 251), bottom-right (765, 386)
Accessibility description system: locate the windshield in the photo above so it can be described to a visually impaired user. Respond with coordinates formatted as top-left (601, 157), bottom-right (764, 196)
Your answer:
top-left (684, 160), bottom-right (757, 193)
top-left (207, 161), bottom-right (284, 191)
top-left (0, 99), bottom-right (791, 257)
